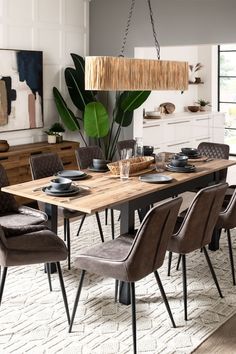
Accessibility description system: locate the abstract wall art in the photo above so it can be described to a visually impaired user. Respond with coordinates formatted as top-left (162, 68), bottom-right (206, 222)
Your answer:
top-left (0, 49), bottom-right (43, 132)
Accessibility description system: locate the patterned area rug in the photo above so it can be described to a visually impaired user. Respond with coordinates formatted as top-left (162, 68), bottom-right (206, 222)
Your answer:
top-left (0, 211), bottom-right (236, 354)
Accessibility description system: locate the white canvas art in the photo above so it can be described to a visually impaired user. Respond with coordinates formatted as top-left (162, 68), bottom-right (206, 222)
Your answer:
top-left (0, 49), bottom-right (43, 132)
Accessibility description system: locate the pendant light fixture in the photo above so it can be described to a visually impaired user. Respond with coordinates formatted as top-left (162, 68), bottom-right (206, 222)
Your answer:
top-left (85, 0), bottom-right (188, 91)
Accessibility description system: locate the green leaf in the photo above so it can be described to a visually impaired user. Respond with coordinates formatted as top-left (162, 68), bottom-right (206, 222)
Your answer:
top-left (65, 68), bottom-right (94, 111)
top-left (71, 53), bottom-right (97, 98)
top-left (84, 102), bottom-right (109, 138)
top-left (121, 91), bottom-right (151, 112)
top-left (53, 87), bottom-right (80, 131)
top-left (115, 92), bottom-right (133, 127)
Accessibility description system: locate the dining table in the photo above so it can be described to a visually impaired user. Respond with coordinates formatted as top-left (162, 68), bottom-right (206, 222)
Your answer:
top-left (2, 158), bottom-right (236, 304)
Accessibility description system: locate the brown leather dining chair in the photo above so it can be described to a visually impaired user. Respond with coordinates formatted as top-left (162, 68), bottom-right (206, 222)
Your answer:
top-left (167, 183), bottom-right (228, 321)
top-left (0, 163), bottom-right (48, 228)
top-left (69, 197), bottom-right (182, 354)
top-left (0, 224), bottom-right (70, 325)
top-left (75, 146), bottom-right (115, 239)
top-left (216, 187), bottom-right (236, 285)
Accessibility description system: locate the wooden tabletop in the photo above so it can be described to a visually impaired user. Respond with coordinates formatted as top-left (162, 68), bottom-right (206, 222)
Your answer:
top-left (2, 159), bottom-right (235, 214)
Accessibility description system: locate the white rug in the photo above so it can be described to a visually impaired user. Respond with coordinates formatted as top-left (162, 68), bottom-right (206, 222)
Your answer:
top-left (0, 211), bottom-right (236, 354)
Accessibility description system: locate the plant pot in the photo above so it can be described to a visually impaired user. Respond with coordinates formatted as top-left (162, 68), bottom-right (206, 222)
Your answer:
top-left (56, 135), bottom-right (63, 143)
top-left (48, 135), bottom-right (56, 144)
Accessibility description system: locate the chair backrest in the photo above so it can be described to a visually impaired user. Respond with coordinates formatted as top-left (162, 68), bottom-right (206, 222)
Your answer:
top-left (0, 164), bottom-right (18, 212)
top-left (197, 142), bottom-right (230, 181)
top-left (75, 146), bottom-right (103, 169)
top-left (217, 188), bottom-right (236, 230)
top-left (174, 183), bottom-right (228, 253)
top-left (117, 139), bottom-right (136, 159)
top-left (29, 152), bottom-right (64, 179)
top-left (124, 197), bottom-right (182, 282)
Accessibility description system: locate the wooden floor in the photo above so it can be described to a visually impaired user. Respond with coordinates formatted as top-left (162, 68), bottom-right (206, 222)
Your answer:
top-left (193, 313), bottom-right (236, 353)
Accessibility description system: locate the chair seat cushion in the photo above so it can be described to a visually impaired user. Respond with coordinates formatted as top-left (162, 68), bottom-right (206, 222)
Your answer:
top-left (75, 234), bottom-right (134, 281)
top-left (0, 228), bottom-right (68, 266)
top-left (0, 210), bottom-right (47, 228)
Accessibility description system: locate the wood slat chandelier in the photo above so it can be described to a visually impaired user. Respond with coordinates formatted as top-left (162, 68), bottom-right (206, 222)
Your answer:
top-left (85, 0), bottom-right (189, 92)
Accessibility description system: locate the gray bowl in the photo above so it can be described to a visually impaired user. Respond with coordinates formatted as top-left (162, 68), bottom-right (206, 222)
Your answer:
top-left (51, 177), bottom-right (72, 190)
top-left (171, 154), bottom-right (188, 167)
top-left (181, 147), bottom-right (198, 156)
top-left (92, 158), bottom-right (110, 170)
top-left (143, 145), bottom-right (154, 156)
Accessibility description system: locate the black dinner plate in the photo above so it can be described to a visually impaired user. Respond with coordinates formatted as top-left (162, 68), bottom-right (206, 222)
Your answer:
top-left (42, 185), bottom-right (80, 197)
top-left (166, 164), bottom-right (196, 173)
top-left (55, 170), bottom-right (88, 180)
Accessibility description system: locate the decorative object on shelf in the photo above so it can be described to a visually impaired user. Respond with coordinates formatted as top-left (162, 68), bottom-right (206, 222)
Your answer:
top-left (53, 54), bottom-right (150, 161)
top-left (187, 105), bottom-right (200, 113)
top-left (159, 102), bottom-right (175, 114)
top-left (44, 122), bottom-right (65, 144)
top-left (0, 140), bottom-right (9, 152)
top-left (85, 0), bottom-right (188, 91)
top-left (143, 110), bottom-right (161, 119)
top-left (196, 99), bottom-right (211, 111)
top-left (189, 62), bottom-right (203, 83)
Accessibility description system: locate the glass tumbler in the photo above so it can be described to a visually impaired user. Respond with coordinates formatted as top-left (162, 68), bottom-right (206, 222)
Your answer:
top-left (155, 152), bottom-right (166, 172)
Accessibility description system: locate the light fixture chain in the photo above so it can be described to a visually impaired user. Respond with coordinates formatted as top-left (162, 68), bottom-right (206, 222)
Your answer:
top-left (147, 0), bottom-right (160, 59)
top-left (119, 0), bottom-right (136, 57)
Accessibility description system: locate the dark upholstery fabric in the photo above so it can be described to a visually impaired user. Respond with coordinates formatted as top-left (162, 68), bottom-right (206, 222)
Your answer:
top-left (0, 164), bottom-right (18, 212)
top-left (168, 183), bottom-right (228, 254)
top-left (75, 146), bottom-right (104, 169)
top-left (197, 142), bottom-right (229, 182)
top-left (117, 140), bottom-right (136, 159)
top-left (0, 225), bottom-right (68, 266)
top-left (217, 187), bottom-right (236, 230)
top-left (75, 197), bottom-right (182, 282)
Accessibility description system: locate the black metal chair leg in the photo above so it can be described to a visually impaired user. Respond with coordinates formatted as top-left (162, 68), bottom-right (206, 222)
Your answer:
top-left (182, 254), bottom-right (188, 321)
top-left (69, 269), bottom-right (86, 332)
top-left (56, 262), bottom-right (70, 325)
top-left (111, 209), bottom-right (115, 240)
top-left (203, 246), bottom-right (223, 298)
top-left (105, 208), bottom-right (108, 225)
top-left (167, 251), bottom-right (172, 276)
top-left (154, 271), bottom-right (176, 328)
top-left (115, 280), bottom-right (119, 302)
top-left (176, 254), bottom-right (182, 270)
top-left (227, 229), bottom-right (236, 285)
top-left (0, 267), bottom-right (7, 305)
top-left (63, 219), bottom-right (67, 241)
top-left (130, 282), bottom-right (137, 354)
top-left (66, 219), bottom-right (71, 270)
top-left (77, 214), bottom-right (86, 236)
top-left (95, 212), bottom-right (104, 242)
top-left (46, 263), bottom-right (53, 292)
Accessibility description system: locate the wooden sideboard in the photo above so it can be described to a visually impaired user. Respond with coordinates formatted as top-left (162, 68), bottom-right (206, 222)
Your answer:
top-left (0, 140), bottom-right (80, 204)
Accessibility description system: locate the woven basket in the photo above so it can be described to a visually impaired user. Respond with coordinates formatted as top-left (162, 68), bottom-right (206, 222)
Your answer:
top-left (107, 156), bottom-right (154, 175)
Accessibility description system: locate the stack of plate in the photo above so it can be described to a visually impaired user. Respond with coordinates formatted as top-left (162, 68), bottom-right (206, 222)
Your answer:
top-left (43, 185), bottom-right (80, 197)
top-left (55, 170), bottom-right (88, 180)
top-left (166, 164), bottom-right (196, 173)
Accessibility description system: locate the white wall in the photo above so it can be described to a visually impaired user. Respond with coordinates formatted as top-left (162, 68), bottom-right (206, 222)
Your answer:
top-left (0, 0), bottom-right (89, 146)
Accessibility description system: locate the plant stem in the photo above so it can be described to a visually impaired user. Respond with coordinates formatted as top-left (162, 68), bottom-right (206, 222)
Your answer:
top-left (78, 131), bottom-right (88, 146)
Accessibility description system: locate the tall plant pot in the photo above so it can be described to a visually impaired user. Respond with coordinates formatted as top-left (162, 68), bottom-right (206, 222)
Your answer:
top-left (48, 135), bottom-right (56, 144)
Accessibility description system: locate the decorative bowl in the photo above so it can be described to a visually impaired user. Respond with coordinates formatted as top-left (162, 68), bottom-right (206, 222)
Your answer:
top-left (92, 158), bottom-right (110, 170)
top-left (170, 154), bottom-right (188, 167)
top-left (181, 147), bottom-right (198, 156)
top-left (188, 106), bottom-right (200, 113)
top-left (0, 140), bottom-right (9, 152)
top-left (50, 177), bottom-right (72, 190)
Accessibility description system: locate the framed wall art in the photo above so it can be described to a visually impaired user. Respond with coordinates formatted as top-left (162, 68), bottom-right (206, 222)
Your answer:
top-left (0, 49), bottom-right (43, 132)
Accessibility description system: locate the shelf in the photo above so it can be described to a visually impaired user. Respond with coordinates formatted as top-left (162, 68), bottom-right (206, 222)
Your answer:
top-left (189, 82), bottom-right (204, 85)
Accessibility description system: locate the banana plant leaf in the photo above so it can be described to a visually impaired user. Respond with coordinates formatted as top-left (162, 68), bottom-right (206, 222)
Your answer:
top-left (53, 87), bottom-right (80, 131)
top-left (65, 68), bottom-right (95, 112)
top-left (71, 53), bottom-right (97, 98)
top-left (114, 92), bottom-right (133, 127)
top-left (121, 91), bottom-right (151, 112)
top-left (84, 102), bottom-right (109, 138)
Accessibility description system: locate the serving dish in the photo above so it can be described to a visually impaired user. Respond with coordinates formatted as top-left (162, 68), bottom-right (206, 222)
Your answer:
top-left (139, 174), bottom-right (173, 183)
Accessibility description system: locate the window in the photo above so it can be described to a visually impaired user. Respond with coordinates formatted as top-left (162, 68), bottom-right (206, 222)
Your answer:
top-left (218, 44), bottom-right (236, 154)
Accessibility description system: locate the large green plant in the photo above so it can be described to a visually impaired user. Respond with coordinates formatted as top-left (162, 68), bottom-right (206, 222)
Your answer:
top-left (53, 54), bottom-right (150, 160)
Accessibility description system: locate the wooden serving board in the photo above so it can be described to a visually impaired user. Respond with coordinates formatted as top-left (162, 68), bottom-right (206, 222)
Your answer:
top-left (188, 155), bottom-right (208, 162)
